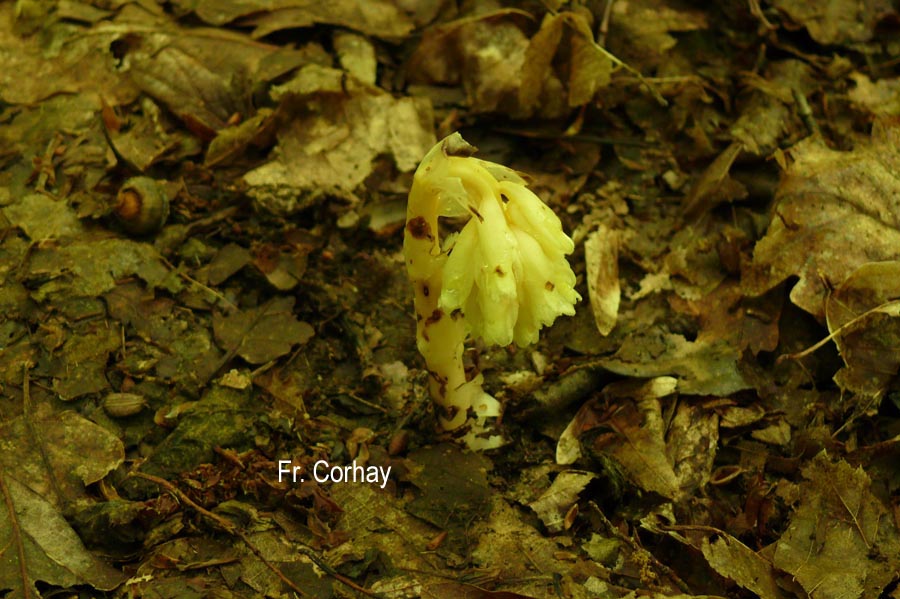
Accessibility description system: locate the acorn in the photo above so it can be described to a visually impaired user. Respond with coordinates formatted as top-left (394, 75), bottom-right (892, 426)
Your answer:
top-left (103, 392), bottom-right (148, 418)
top-left (115, 177), bottom-right (169, 235)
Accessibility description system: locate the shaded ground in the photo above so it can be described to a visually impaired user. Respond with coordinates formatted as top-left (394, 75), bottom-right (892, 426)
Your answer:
top-left (1, 1), bottom-right (900, 598)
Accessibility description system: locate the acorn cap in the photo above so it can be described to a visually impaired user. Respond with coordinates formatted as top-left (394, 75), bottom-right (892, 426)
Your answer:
top-left (115, 177), bottom-right (169, 235)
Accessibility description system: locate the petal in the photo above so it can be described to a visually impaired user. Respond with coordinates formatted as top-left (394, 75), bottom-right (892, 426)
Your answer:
top-left (473, 196), bottom-right (519, 346)
top-left (500, 181), bottom-right (575, 258)
top-left (440, 222), bottom-right (478, 312)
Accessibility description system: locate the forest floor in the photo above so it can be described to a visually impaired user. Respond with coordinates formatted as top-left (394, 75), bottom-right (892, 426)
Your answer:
top-left (1, 1), bottom-right (900, 598)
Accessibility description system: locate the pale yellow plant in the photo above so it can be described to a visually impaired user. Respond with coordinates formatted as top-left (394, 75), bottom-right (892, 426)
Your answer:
top-left (404, 133), bottom-right (580, 448)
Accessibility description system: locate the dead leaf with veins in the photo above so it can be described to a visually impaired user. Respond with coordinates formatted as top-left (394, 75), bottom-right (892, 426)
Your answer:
top-left (745, 120), bottom-right (900, 321)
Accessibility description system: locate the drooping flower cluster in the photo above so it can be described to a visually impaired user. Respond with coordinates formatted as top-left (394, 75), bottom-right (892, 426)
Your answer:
top-left (438, 155), bottom-right (581, 347)
top-left (404, 133), bottom-right (580, 444)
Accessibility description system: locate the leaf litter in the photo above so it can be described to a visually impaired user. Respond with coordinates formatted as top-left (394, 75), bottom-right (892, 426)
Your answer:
top-left (1, 0), bottom-right (900, 598)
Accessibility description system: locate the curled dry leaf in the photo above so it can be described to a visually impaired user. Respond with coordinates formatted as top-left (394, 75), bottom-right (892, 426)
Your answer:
top-left (584, 225), bottom-right (620, 336)
top-left (528, 470), bottom-right (596, 533)
top-left (519, 10), bottom-right (612, 115)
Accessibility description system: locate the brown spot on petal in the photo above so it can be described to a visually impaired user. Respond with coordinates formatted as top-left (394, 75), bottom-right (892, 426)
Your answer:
top-left (407, 216), bottom-right (433, 241)
top-left (442, 404), bottom-right (459, 421)
top-left (425, 309), bottom-right (443, 326)
top-left (495, 266), bottom-right (505, 276)
top-left (545, 281), bottom-right (555, 291)
top-left (451, 308), bottom-right (463, 320)
top-left (428, 370), bottom-right (448, 397)
top-left (422, 283), bottom-right (430, 297)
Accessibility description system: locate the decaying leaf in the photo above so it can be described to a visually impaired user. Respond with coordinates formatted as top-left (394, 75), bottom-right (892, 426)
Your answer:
top-left (682, 141), bottom-right (746, 219)
top-left (560, 378), bottom-right (680, 496)
top-left (745, 121), bottom-right (900, 320)
top-left (769, 0), bottom-right (895, 45)
top-left (2, 194), bottom-right (84, 240)
top-left (848, 72), bottom-right (900, 117)
top-left (0, 3), bottom-right (136, 105)
top-left (406, 444), bottom-right (492, 553)
top-left (825, 261), bottom-right (900, 398)
top-left (406, 9), bottom-right (531, 114)
top-left (0, 474), bottom-right (125, 596)
top-left (122, 385), bottom-right (258, 499)
top-left (606, 0), bottom-right (708, 69)
top-left (409, 7), bottom-right (613, 118)
top-left (528, 470), bottom-right (595, 533)
top-left (244, 65), bottom-right (435, 215)
top-left (0, 411), bottom-right (125, 595)
top-left (228, 0), bottom-right (419, 39)
top-left (585, 225), bottom-right (619, 336)
top-left (24, 237), bottom-right (176, 302)
top-left (773, 453), bottom-right (900, 599)
top-left (212, 296), bottom-right (314, 364)
top-left (0, 411), bottom-right (125, 508)
top-left (600, 327), bottom-right (750, 396)
top-left (50, 323), bottom-right (120, 400)
top-left (729, 60), bottom-right (813, 157)
top-left (666, 401), bottom-right (718, 493)
top-left (519, 10), bottom-right (612, 115)
top-left (700, 534), bottom-right (783, 599)
top-left (207, 243), bottom-right (253, 286)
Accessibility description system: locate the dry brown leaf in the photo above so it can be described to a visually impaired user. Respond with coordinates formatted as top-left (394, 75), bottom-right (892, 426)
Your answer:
top-left (0, 473), bottom-right (125, 595)
top-left (518, 13), bottom-right (565, 114)
top-left (606, 0), bottom-right (707, 69)
top-left (0, 412), bottom-right (125, 594)
top-left (212, 297), bottom-right (314, 364)
top-left (567, 22), bottom-right (612, 106)
top-left (666, 402), bottom-right (718, 495)
top-left (825, 261), bottom-right (900, 398)
top-left (682, 141), bottom-right (746, 219)
top-left (557, 378), bottom-right (690, 498)
top-left (520, 11), bottom-right (611, 115)
top-left (773, 453), bottom-right (900, 599)
top-left (701, 534), bottom-right (784, 599)
top-left (594, 378), bottom-right (681, 499)
top-left (730, 60), bottom-right (812, 156)
top-left (528, 470), bottom-right (595, 533)
top-left (600, 329), bottom-right (749, 396)
top-left (238, 0), bottom-right (418, 39)
top-left (745, 121), bottom-right (900, 320)
top-left (410, 8), bottom-right (611, 118)
top-left (769, 0), bottom-right (895, 45)
top-left (407, 10), bottom-right (531, 114)
top-left (848, 72), bottom-right (900, 117)
top-left (584, 226), bottom-right (620, 336)
top-left (0, 4), bottom-right (137, 105)
top-left (245, 67), bottom-right (434, 214)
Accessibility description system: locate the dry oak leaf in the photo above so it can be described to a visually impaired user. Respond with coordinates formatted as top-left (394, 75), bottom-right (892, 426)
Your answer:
top-left (744, 121), bottom-right (900, 321)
